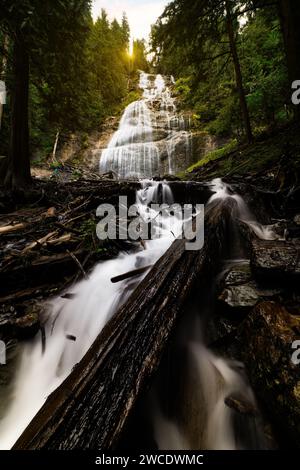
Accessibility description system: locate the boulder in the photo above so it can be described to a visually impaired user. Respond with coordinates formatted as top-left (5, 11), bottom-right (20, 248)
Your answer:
top-left (209, 262), bottom-right (281, 349)
top-left (237, 301), bottom-right (300, 447)
top-left (218, 261), bottom-right (282, 314)
top-left (251, 239), bottom-right (300, 283)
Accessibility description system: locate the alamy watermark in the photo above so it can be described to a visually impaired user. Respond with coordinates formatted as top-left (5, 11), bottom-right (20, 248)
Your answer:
top-left (96, 197), bottom-right (205, 251)
top-left (292, 80), bottom-right (300, 105)
top-left (0, 81), bottom-right (6, 105)
top-left (0, 340), bottom-right (6, 365)
top-left (291, 340), bottom-right (300, 365)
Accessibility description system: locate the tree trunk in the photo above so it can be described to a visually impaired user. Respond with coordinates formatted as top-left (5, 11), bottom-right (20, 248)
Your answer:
top-left (4, 35), bottom-right (31, 189)
top-left (278, 0), bottom-right (300, 120)
top-left (0, 35), bottom-right (9, 131)
top-left (14, 198), bottom-right (237, 450)
top-left (225, 0), bottom-right (253, 144)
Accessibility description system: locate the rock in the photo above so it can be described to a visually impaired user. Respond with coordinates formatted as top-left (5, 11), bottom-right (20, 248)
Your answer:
top-left (223, 261), bottom-right (252, 285)
top-left (220, 282), bottom-right (264, 309)
top-left (218, 261), bottom-right (282, 314)
top-left (237, 301), bottom-right (300, 446)
top-left (251, 239), bottom-right (300, 283)
top-left (209, 261), bottom-right (282, 352)
top-left (285, 224), bottom-right (300, 240)
top-left (168, 181), bottom-right (213, 204)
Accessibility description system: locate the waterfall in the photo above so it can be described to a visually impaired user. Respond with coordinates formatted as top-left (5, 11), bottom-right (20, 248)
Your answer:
top-left (209, 178), bottom-right (279, 241)
top-left (0, 59), bottom-right (272, 450)
top-left (100, 72), bottom-right (192, 178)
top-left (153, 346), bottom-right (260, 450)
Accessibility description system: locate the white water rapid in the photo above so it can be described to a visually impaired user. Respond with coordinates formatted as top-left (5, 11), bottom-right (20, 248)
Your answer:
top-left (146, 177), bottom-right (275, 450)
top-left (209, 178), bottom-right (279, 241)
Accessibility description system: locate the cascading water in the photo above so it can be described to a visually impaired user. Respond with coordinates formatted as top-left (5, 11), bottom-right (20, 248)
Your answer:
top-left (138, 178), bottom-right (276, 451)
top-left (100, 72), bottom-right (192, 178)
top-left (152, 345), bottom-right (262, 450)
top-left (209, 178), bottom-right (279, 241)
top-left (0, 180), bottom-right (183, 450)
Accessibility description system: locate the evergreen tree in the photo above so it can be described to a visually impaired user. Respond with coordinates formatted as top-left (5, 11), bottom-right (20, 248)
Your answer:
top-left (0, 0), bottom-right (92, 189)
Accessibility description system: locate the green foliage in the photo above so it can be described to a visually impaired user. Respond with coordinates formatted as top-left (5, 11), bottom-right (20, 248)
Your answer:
top-left (0, 4), bottom-right (145, 163)
top-left (132, 40), bottom-right (149, 72)
top-left (151, 1), bottom-right (290, 140)
top-left (88, 10), bottom-right (130, 114)
top-left (175, 78), bottom-right (192, 101)
top-left (117, 89), bottom-right (142, 115)
top-left (187, 139), bottom-right (238, 173)
top-left (183, 122), bottom-right (300, 181)
top-left (240, 12), bottom-right (288, 127)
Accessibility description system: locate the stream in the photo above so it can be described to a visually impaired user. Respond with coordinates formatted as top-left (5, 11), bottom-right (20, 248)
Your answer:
top-left (0, 72), bottom-right (278, 450)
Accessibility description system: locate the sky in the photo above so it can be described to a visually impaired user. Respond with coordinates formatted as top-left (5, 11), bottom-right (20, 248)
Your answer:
top-left (92, 0), bottom-right (169, 41)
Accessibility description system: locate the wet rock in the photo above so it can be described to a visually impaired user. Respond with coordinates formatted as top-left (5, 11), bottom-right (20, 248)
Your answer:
top-left (220, 282), bottom-right (264, 309)
top-left (218, 261), bottom-right (282, 314)
top-left (237, 301), bottom-right (300, 446)
top-left (169, 181), bottom-right (213, 204)
top-left (285, 216), bottom-right (300, 240)
top-left (251, 239), bottom-right (300, 283)
top-left (151, 129), bottom-right (169, 142)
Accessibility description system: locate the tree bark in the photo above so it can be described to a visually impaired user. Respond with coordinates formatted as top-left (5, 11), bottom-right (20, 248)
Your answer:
top-left (4, 35), bottom-right (31, 189)
top-left (0, 35), bottom-right (9, 131)
top-left (225, 0), bottom-right (253, 144)
top-left (278, 0), bottom-right (300, 120)
top-left (13, 198), bottom-right (237, 450)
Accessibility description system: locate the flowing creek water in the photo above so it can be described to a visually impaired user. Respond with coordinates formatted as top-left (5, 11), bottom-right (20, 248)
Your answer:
top-left (0, 73), bottom-right (278, 450)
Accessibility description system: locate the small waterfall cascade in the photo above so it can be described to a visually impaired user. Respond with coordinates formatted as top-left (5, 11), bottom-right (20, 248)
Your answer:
top-left (100, 72), bottom-right (192, 178)
top-left (139, 179), bottom-right (275, 451)
top-left (153, 344), bottom-right (262, 450)
top-left (0, 181), bottom-right (182, 450)
top-left (209, 178), bottom-right (279, 241)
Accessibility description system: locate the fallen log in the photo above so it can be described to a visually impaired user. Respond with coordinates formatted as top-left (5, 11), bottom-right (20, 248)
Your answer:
top-left (14, 198), bottom-right (237, 450)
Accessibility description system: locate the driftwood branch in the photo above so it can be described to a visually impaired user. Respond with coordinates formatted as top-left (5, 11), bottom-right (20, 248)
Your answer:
top-left (111, 265), bottom-right (153, 284)
top-left (0, 223), bottom-right (26, 235)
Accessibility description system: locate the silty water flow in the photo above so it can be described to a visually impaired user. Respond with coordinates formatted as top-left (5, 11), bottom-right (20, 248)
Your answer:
top-left (100, 72), bottom-right (191, 178)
